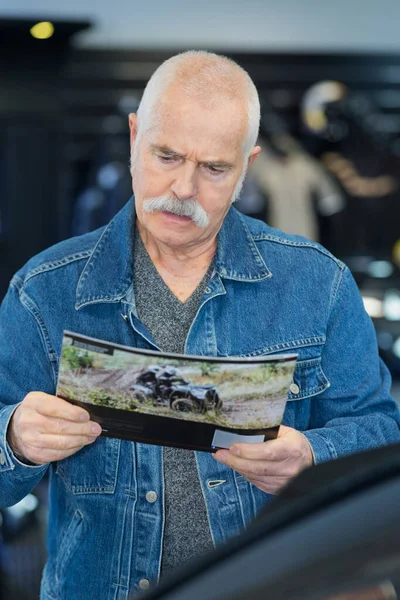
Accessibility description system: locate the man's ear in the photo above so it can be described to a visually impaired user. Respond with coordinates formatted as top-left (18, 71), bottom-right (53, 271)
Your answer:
top-left (129, 113), bottom-right (138, 154)
top-left (246, 145), bottom-right (261, 170)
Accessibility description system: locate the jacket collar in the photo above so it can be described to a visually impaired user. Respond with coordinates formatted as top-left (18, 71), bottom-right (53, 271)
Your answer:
top-left (75, 197), bottom-right (271, 309)
top-left (214, 205), bottom-right (271, 282)
top-left (75, 199), bottom-right (135, 309)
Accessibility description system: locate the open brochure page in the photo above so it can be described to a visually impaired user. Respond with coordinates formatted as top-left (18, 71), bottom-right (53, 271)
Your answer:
top-left (57, 331), bottom-right (298, 451)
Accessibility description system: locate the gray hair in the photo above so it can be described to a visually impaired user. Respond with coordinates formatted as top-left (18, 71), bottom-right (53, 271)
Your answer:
top-left (135, 50), bottom-right (260, 159)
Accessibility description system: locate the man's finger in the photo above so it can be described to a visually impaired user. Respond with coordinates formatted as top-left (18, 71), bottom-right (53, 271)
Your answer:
top-left (213, 450), bottom-right (287, 478)
top-left (277, 424), bottom-right (294, 437)
top-left (26, 417), bottom-right (102, 438)
top-left (43, 417), bottom-right (102, 437)
top-left (25, 433), bottom-right (99, 451)
top-left (229, 437), bottom-right (291, 461)
top-left (27, 392), bottom-right (90, 422)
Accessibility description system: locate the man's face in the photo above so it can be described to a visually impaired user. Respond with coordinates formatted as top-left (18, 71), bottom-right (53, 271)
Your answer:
top-left (130, 89), bottom-right (259, 251)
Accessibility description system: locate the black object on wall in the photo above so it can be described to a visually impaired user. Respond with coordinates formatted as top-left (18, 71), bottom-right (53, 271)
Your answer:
top-left (0, 18), bottom-right (90, 296)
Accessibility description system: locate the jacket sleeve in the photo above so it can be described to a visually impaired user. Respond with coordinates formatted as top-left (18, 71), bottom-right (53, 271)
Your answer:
top-left (303, 265), bottom-right (400, 464)
top-left (0, 277), bottom-right (54, 508)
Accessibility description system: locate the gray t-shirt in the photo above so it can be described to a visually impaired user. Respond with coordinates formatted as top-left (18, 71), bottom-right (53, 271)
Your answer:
top-left (133, 231), bottom-right (215, 574)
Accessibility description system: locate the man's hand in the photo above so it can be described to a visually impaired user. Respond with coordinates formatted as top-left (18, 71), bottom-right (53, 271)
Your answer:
top-left (7, 392), bottom-right (102, 465)
top-left (213, 425), bottom-right (314, 495)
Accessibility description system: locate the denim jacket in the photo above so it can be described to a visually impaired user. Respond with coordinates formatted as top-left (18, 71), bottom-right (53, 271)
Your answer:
top-left (0, 198), bottom-right (399, 600)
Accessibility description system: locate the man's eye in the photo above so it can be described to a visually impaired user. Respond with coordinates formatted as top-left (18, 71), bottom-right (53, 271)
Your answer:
top-left (158, 155), bottom-right (177, 163)
top-left (205, 165), bottom-right (224, 175)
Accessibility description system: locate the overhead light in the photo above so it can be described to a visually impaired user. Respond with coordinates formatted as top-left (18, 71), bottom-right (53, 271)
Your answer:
top-left (367, 260), bottom-right (394, 279)
top-left (384, 289), bottom-right (400, 321)
top-left (362, 296), bottom-right (384, 318)
top-left (5, 493), bottom-right (39, 519)
top-left (393, 337), bottom-right (400, 359)
top-left (30, 21), bottom-right (54, 40)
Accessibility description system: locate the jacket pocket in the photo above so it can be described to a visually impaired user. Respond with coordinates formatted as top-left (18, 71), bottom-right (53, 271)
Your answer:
top-left (56, 436), bottom-right (121, 494)
top-left (42, 509), bottom-right (86, 600)
top-left (56, 509), bottom-right (85, 583)
top-left (287, 357), bottom-right (330, 401)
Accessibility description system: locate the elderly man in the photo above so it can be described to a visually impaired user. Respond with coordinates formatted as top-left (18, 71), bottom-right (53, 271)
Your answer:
top-left (0, 51), bottom-right (399, 600)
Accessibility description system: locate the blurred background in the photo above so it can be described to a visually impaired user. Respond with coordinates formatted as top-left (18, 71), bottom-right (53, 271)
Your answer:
top-left (2, 1), bottom-right (400, 598)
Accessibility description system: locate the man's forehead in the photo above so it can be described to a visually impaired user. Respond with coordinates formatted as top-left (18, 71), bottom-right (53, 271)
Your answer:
top-left (144, 103), bottom-right (246, 163)
top-left (153, 89), bottom-right (247, 135)
top-left (147, 124), bottom-right (243, 161)
top-left (149, 143), bottom-right (236, 167)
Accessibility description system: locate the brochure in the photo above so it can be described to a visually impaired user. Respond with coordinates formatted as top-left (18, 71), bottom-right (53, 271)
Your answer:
top-left (57, 331), bottom-right (298, 452)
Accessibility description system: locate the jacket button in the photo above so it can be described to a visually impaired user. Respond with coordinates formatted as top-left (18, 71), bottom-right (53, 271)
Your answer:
top-left (145, 490), bottom-right (158, 503)
top-left (205, 287), bottom-right (211, 294)
top-left (139, 578), bottom-right (150, 591)
top-left (289, 383), bottom-right (300, 395)
top-left (0, 449), bottom-right (5, 466)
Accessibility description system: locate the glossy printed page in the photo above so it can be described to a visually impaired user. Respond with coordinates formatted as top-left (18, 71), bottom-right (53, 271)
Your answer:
top-left (56, 331), bottom-right (297, 449)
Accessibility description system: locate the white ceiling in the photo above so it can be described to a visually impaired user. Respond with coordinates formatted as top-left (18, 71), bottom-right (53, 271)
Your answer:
top-left (1, 0), bottom-right (400, 51)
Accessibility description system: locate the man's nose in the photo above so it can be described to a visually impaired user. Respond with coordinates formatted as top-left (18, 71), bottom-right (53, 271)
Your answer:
top-left (170, 162), bottom-right (198, 200)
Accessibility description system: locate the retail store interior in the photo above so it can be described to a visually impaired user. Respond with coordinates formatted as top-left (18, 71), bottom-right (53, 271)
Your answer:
top-left (1, 2), bottom-right (400, 598)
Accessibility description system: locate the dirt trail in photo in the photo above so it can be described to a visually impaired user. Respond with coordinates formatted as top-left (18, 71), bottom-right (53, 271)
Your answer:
top-left (81, 367), bottom-right (142, 389)
top-left (59, 367), bottom-right (288, 428)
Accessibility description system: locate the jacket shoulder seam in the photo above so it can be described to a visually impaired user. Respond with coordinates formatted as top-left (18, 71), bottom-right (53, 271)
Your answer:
top-left (328, 264), bottom-right (347, 314)
top-left (19, 250), bottom-right (93, 286)
top-left (252, 233), bottom-right (346, 268)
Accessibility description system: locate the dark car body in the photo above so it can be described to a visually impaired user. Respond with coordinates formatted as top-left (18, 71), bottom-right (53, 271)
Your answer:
top-left (131, 366), bottom-right (222, 413)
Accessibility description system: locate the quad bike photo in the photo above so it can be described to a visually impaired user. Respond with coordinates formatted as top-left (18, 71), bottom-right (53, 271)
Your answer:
top-left (131, 366), bottom-right (222, 414)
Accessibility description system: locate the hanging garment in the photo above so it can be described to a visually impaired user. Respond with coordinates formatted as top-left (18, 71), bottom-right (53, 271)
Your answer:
top-left (302, 90), bottom-right (400, 258)
top-left (319, 144), bottom-right (400, 258)
top-left (249, 136), bottom-right (344, 242)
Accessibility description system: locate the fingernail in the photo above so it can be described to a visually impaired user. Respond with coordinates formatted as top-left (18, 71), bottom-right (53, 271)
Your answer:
top-left (80, 413), bottom-right (88, 421)
top-left (88, 436), bottom-right (97, 443)
top-left (91, 424), bottom-right (101, 434)
top-left (230, 445), bottom-right (240, 456)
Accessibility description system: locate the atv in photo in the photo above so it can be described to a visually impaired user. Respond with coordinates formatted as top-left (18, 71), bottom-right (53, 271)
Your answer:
top-left (130, 365), bottom-right (222, 414)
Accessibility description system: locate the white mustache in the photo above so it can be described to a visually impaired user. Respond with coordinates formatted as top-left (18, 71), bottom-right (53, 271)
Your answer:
top-left (142, 196), bottom-right (210, 228)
